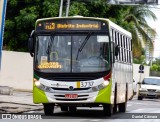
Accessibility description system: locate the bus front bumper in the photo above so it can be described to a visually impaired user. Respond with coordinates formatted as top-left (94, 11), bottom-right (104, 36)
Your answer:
top-left (33, 83), bottom-right (112, 104)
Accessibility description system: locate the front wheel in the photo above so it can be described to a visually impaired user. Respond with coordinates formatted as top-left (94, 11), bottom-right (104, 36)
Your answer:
top-left (43, 103), bottom-right (54, 115)
top-left (103, 104), bottom-right (113, 116)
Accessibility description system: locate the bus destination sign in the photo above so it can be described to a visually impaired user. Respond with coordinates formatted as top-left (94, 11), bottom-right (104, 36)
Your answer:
top-left (45, 22), bottom-right (100, 30)
top-left (36, 19), bottom-right (104, 31)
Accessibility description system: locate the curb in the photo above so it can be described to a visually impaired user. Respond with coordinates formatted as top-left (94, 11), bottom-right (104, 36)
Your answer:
top-left (0, 86), bottom-right (13, 95)
top-left (13, 89), bottom-right (32, 93)
top-left (0, 101), bottom-right (43, 106)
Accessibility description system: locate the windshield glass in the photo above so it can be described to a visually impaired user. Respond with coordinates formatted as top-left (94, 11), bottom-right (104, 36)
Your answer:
top-left (35, 33), bottom-right (111, 73)
top-left (142, 78), bottom-right (160, 86)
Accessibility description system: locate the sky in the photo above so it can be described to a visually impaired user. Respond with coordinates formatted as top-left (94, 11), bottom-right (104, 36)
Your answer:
top-left (147, 5), bottom-right (160, 58)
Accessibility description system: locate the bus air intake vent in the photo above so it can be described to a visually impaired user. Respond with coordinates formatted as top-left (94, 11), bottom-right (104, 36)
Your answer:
top-left (52, 87), bottom-right (90, 91)
top-left (55, 98), bottom-right (87, 101)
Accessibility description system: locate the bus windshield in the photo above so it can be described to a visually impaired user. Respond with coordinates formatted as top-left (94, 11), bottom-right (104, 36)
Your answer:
top-left (35, 33), bottom-right (111, 73)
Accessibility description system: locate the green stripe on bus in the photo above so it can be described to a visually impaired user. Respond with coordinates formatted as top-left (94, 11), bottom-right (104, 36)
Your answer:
top-left (95, 81), bottom-right (112, 104)
top-left (33, 85), bottom-right (49, 103)
top-left (34, 74), bottom-right (40, 80)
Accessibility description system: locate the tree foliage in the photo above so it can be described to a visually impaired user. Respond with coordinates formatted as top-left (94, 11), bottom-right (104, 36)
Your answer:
top-left (150, 59), bottom-right (160, 72)
top-left (4, 0), bottom-right (59, 51)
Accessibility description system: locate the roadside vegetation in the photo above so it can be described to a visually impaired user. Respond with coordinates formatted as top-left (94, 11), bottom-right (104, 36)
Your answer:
top-left (150, 58), bottom-right (160, 76)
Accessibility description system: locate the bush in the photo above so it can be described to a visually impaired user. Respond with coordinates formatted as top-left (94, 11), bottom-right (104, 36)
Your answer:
top-left (150, 64), bottom-right (158, 71)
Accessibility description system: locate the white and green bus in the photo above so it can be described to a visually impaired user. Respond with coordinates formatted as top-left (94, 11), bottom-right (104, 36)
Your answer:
top-left (28, 16), bottom-right (133, 116)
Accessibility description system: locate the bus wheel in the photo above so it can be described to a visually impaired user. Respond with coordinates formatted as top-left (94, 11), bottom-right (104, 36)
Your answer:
top-left (118, 88), bottom-right (127, 113)
top-left (138, 96), bottom-right (143, 100)
top-left (69, 106), bottom-right (77, 112)
top-left (103, 104), bottom-right (113, 116)
top-left (61, 106), bottom-right (68, 111)
top-left (113, 84), bottom-right (117, 113)
top-left (113, 104), bottom-right (117, 113)
top-left (43, 103), bottom-right (54, 115)
top-left (118, 102), bottom-right (126, 112)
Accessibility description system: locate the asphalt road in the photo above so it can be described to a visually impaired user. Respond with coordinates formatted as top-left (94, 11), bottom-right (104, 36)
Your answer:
top-left (24, 97), bottom-right (160, 121)
top-left (1, 97), bottom-right (160, 122)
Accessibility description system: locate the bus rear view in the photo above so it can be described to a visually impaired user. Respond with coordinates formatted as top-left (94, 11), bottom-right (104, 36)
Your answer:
top-left (28, 17), bottom-right (132, 116)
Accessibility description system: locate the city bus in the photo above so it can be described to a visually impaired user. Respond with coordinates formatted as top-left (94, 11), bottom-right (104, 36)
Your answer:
top-left (28, 16), bottom-right (133, 116)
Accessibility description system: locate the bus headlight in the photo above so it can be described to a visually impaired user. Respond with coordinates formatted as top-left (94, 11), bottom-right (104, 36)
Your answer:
top-left (92, 80), bottom-right (109, 92)
top-left (35, 81), bottom-right (54, 92)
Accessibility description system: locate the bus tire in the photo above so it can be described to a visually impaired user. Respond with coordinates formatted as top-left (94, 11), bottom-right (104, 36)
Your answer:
top-left (43, 103), bottom-right (54, 115)
top-left (61, 106), bottom-right (68, 111)
top-left (118, 85), bottom-right (127, 113)
top-left (118, 102), bottom-right (126, 112)
top-left (103, 104), bottom-right (113, 116)
top-left (113, 84), bottom-right (117, 113)
top-left (69, 106), bottom-right (77, 112)
top-left (138, 96), bottom-right (143, 100)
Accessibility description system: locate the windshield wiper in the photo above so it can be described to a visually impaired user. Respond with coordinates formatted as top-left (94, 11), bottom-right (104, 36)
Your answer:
top-left (46, 33), bottom-right (55, 54)
top-left (76, 32), bottom-right (93, 60)
top-left (46, 32), bottom-right (55, 61)
top-left (36, 36), bottom-right (39, 55)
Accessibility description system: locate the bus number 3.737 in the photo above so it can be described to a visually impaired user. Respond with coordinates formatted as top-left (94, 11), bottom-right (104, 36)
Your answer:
top-left (81, 81), bottom-right (94, 88)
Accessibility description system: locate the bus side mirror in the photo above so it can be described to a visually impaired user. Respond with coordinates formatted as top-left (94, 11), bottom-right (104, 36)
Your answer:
top-left (28, 38), bottom-right (34, 57)
top-left (28, 30), bottom-right (35, 57)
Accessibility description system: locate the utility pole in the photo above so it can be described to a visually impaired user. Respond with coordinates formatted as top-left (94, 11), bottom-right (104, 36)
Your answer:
top-left (66, 0), bottom-right (70, 17)
top-left (59, 0), bottom-right (63, 17)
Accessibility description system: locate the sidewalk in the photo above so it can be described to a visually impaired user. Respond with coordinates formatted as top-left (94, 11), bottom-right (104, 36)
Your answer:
top-left (0, 90), bottom-right (34, 105)
top-left (0, 51), bottom-right (40, 113)
top-left (0, 90), bottom-right (43, 113)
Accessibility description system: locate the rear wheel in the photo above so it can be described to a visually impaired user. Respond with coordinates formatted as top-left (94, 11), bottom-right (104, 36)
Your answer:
top-left (103, 104), bottom-right (113, 116)
top-left (113, 84), bottom-right (117, 113)
top-left (138, 96), bottom-right (143, 100)
top-left (118, 102), bottom-right (127, 112)
top-left (118, 85), bottom-right (127, 113)
top-left (43, 103), bottom-right (54, 115)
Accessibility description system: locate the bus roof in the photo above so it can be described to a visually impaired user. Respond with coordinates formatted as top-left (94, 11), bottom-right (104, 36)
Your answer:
top-left (36, 16), bottom-right (132, 37)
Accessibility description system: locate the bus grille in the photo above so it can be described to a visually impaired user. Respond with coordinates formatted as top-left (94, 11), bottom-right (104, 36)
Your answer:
top-left (51, 87), bottom-right (90, 91)
top-left (55, 98), bottom-right (87, 101)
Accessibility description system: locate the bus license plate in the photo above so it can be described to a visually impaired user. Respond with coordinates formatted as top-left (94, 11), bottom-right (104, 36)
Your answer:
top-left (65, 94), bottom-right (78, 99)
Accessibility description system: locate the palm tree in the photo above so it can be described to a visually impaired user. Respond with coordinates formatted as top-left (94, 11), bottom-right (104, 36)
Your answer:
top-left (124, 5), bottom-right (157, 59)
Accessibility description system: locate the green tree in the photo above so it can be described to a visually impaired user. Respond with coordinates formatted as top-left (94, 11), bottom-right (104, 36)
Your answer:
top-left (150, 64), bottom-right (158, 71)
top-left (4, 0), bottom-right (60, 51)
top-left (123, 6), bottom-right (157, 58)
top-left (69, 1), bottom-right (89, 16)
